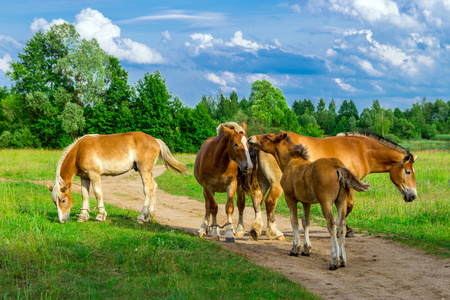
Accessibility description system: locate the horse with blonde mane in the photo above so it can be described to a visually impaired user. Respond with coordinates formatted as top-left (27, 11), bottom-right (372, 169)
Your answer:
top-left (194, 122), bottom-right (253, 242)
top-left (245, 131), bottom-right (418, 240)
top-left (47, 132), bottom-right (188, 223)
top-left (249, 132), bottom-right (370, 270)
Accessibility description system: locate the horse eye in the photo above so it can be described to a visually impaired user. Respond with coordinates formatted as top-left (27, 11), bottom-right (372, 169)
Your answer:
top-left (234, 143), bottom-right (238, 148)
top-left (405, 170), bottom-right (411, 175)
top-left (61, 198), bottom-right (66, 204)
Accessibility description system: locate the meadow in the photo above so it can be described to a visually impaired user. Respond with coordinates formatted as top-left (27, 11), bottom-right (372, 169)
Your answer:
top-left (0, 149), bottom-right (320, 299)
top-left (156, 145), bottom-right (450, 258)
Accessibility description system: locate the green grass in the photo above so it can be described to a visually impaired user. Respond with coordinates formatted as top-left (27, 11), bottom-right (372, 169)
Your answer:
top-left (157, 150), bottom-right (450, 258)
top-left (0, 150), bottom-right (320, 299)
top-left (400, 140), bottom-right (449, 151)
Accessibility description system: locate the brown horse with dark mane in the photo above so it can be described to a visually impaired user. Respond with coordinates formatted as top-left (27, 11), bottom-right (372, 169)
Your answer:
top-left (245, 131), bottom-right (417, 240)
top-left (194, 122), bottom-right (253, 242)
top-left (47, 132), bottom-right (188, 223)
top-left (249, 132), bottom-right (370, 270)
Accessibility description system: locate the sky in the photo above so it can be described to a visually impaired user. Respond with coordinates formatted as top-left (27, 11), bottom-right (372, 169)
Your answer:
top-left (1, 0), bottom-right (450, 112)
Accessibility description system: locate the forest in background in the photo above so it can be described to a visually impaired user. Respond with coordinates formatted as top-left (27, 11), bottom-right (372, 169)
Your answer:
top-left (0, 24), bottom-right (449, 153)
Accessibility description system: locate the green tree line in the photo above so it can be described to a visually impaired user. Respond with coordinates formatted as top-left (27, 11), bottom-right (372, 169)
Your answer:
top-left (1, 24), bottom-right (449, 151)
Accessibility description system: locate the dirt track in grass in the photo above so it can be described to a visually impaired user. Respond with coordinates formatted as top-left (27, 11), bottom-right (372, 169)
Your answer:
top-left (68, 165), bottom-right (449, 300)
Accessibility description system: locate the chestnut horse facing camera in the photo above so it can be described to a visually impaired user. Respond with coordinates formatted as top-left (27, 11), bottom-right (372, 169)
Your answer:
top-left (194, 122), bottom-right (253, 243)
top-left (246, 131), bottom-right (417, 240)
top-left (249, 132), bottom-right (370, 270)
top-left (47, 132), bottom-right (188, 223)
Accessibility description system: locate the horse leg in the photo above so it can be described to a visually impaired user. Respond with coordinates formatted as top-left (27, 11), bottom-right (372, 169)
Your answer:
top-left (209, 191), bottom-right (220, 240)
top-left (235, 185), bottom-right (246, 238)
top-left (301, 202), bottom-right (312, 256)
top-left (137, 170), bottom-right (157, 223)
top-left (90, 174), bottom-right (107, 222)
top-left (286, 194), bottom-right (301, 256)
top-left (249, 187), bottom-right (264, 241)
top-left (198, 188), bottom-right (212, 237)
top-left (265, 183), bottom-right (285, 241)
top-left (336, 190), bottom-right (349, 267)
top-left (320, 201), bottom-right (338, 270)
top-left (77, 178), bottom-right (91, 222)
top-left (224, 182), bottom-right (237, 243)
top-left (345, 189), bottom-right (356, 237)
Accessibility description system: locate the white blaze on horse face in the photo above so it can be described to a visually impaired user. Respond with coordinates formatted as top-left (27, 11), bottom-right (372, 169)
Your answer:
top-left (241, 136), bottom-right (253, 170)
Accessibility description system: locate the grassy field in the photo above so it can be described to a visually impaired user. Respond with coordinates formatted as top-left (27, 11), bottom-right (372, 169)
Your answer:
top-left (156, 147), bottom-right (450, 258)
top-left (0, 150), bottom-right (320, 299)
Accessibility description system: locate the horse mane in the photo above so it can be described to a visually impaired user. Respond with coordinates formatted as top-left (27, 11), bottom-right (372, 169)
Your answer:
top-left (217, 122), bottom-right (246, 135)
top-left (337, 131), bottom-right (413, 159)
top-left (285, 135), bottom-right (310, 161)
top-left (51, 134), bottom-right (98, 200)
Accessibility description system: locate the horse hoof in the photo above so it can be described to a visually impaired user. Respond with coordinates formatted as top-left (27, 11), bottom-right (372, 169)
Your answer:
top-left (235, 232), bottom-right (244, 238)
top-left (329, 264), bottom-right (338, 271)
top-left (301, 252), bottom-right (310, 257)
top-left (250, 229), bottom-right (260, 241)
top-left (276, 235), bottom-right (285, 241)
top-left (289, 251), bottom-right (299, 257)
top-left (211, 235), bottom-right (220, 241)
top-left (225, 237), bottom-right (235, 243)
top-left (346, 227), bottom-right (356, 238)
top-left (137, 219), bottom-right (144, 224)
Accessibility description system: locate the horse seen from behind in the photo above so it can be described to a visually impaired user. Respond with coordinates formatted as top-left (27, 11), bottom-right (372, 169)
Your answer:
top-left (194, 122), bottom-right (253, 243)
top-left (247, 131), bottom-right (417, 240)
top-left (47, 132), bottom-right (188, 223)
top-left (249, 132), bottom-right (370, 270)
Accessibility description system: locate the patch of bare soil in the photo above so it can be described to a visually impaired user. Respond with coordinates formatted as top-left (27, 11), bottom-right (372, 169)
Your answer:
top-left (70, 166), bottom-right (449, 300)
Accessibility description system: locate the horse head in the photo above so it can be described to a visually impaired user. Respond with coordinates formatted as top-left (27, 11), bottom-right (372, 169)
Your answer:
top-left (389, 154), bottom-right (418, 202)
top-left (221, 122), bottom-right (253, 174)
top-left (47, 181), bottom-right (73, 223)
top-left (248, 132), bottom-right (287, 154)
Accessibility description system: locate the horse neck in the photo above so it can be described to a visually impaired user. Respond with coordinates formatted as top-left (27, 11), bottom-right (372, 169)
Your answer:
top-left (212, 133), bottom-right (233, 169)
top-left (366, 144), bottom-right (405, 173)
top-left (59, 147), bottom-right (78, 184)
top-left (271, 146), bottom-right (296, 172)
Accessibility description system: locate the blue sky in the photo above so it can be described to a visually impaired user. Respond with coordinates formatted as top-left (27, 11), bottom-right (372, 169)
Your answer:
top-left (1, 0), bottom-right (450, 112)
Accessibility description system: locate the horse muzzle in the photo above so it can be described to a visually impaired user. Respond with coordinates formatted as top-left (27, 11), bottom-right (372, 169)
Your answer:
top-left (238, 161), bottom-right (253, 174)
top-left (403, 189), bottom-right (417, 202)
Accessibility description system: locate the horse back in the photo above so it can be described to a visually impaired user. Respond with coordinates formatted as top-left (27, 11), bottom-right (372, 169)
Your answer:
top-left (287, 132), bottom-right (369, 178)
top-left (74, 132), bottom-right (160, 175)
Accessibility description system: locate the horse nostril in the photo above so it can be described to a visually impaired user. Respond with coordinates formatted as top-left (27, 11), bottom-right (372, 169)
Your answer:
top-left (244, 166), bottom-right (248, 172)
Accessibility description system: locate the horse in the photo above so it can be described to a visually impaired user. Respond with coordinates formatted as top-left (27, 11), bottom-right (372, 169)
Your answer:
top-left (47, 132), bottom-right (188, 223)
top-left (194, 122), bottom-right (253, 243)
top-left (249, 132), bottom-right (370, 270)
top-left (245, 131), bottom-right (417, 240)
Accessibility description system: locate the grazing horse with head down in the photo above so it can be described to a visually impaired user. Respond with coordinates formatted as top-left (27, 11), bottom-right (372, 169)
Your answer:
top-left (249, 132), bottom-right (370, 270)
top-left (246, 131), bottom-right (417, 240)
top-left (47, 132), bottom-right (188, 223)
top-left (194, 122), bottom-right (253, 242)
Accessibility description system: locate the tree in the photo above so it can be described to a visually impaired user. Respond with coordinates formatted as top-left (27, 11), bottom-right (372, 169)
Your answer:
top-left (292, 99), bottom-right (315, 116)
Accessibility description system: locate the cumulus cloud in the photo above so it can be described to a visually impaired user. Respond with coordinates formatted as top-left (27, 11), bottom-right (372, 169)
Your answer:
top-left (31, 17), bottom-right (66, 32)
top-left (74, 8), bottom-right (164, 64)
top-left (225, 31), bottom-right (275, 53)
top-left (0, 35), bottom-right (21, 49)
top-left (0, 53), bottom-right (12, 73)
top-left (329, 0), bottom-right (422, 29)
top-left (355, 57), bottom-right (383, 77)
top-left (246, 73), bottom-right (290, 86)
top-left (205, 71), bottom-right (237, 91)
top-left (30, 9), bottom-right (164, 65)
top-left (161, 30), bottom-right (171, 45)
top-left (334, 78), bottom-right (357, 92)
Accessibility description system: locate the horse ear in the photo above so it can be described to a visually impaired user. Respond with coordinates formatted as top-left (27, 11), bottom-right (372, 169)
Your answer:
top-left (61, 184), bottom-right (69, 193)
top-left (241, 122), bottom-right (247, 134)
top-left (279, 132), bottom-right (288, 140)
top-left (221, 125), bottom-right (234, 136)
top-left (47, 185), bottom-right (53, 192)
top-left (413, 155), bottom-right (418, 162)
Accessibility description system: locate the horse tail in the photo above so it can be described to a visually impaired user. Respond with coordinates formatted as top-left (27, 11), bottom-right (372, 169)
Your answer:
top-left (337, 167), bottom-right (370, 192)
top-left (156, 139), bottom-right (189, 175)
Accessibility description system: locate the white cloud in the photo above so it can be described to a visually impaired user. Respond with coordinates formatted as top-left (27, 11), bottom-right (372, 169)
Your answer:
top-left (225, 31), bottom-right (274, 52)
top-left (356, 57), bottom-right (383, 76)
top-left (117, 10), bottom-right (227, 28)
top-left (161, 30), bottom-right (171, 44)
top-left (30, 9), bottom-right (164, 65)
top-left (0, 53), bottom-right (12, 73)
top-left (205, 71), bottom-right (238, 92)
top-left (289, 3), bottom-right (302, 13)
top-left (334, 78), bottom-right (357, 92)
top-left (246, 73), bottom-right (289, 86)
top-left (329, 0), bottom-right (422, 29)
top-left (30, 17), bottom-right (67, 32)
top-left (185, 33), bottom-right (224, 55)
top-left (74, 8), bottom-right (164, 64)
top-left (0, 35), bottom-right (21, 49)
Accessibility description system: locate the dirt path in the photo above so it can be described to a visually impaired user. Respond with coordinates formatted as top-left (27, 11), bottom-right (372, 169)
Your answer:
top-left (71, 166), bottom-right (449, 300)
